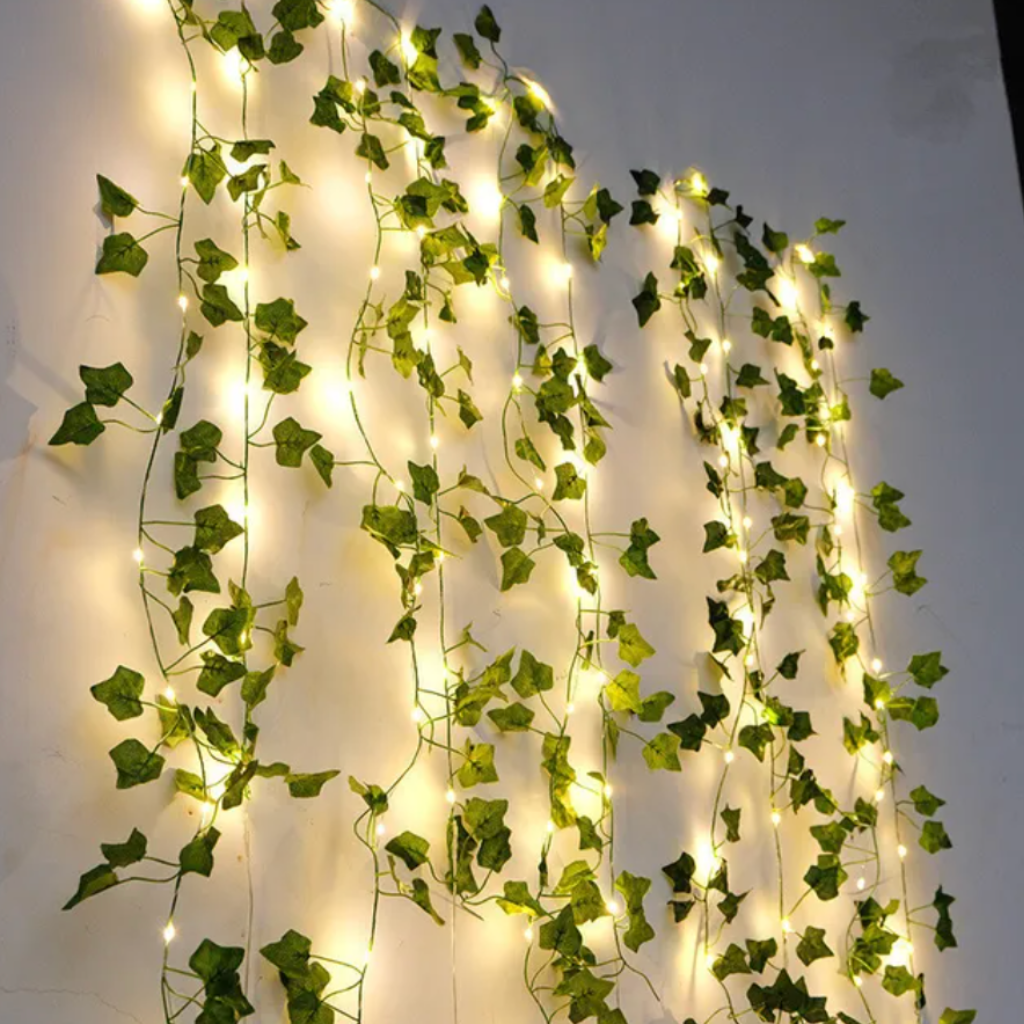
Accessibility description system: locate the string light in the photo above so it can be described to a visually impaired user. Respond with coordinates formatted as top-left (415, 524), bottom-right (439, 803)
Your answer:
top-left (883, 750), bottom-right (894, 766)
top-left (690, 171), bottom-right (708, 196)
top-left (524, 925), bottom-right (534, 943)
top-left (325, 0), bottom-right (354, 24)
top-left (795, 243), bottom-right (815, 264)
top-left (702, 251), bottom-right (720, 276)
top-left (512, 372), bottom-right (523, 390)
top-left (499, 274), bottom-right (511, 290)
top-left (605, 899), bottom-right (620, 916)
top-left (394, 480), bottom-right (405, 492)
top-left (781, 918), bottom-right (792, 934)
top-left (603, 783), bottom-right (613, 798)
top-left (163, 685), bottom-right (175, 703)
top-left (375, 821), bottom-right (385, 837)
top-left (699, 362), bottom-right (709, 375)
top-left (871, 658), bottom-right (883, 674)
top-left (874, 788), bottom-right (885, 804)
top-left (815, 433), bottom-right (827, 447)
top-left (721, 338), bottom-right (732, 354)
top-left (777, 276), bottom-right (798, 310)
top-left (162, 922), bottom-right (176, 944)
top-left (565, 702), bottom-right (575, 715)
top-left (429, 434), bottom-right (440, 450)
top-left (369, 265), bottom-right (381, 280)
top-left (857, 876), bottom-right (866, 891)
top-left (413, 582), bottom-right (423, 596)
top-left (897, 843), bottom-right (908, 860)
top-left (533, 475), bottom-right (544, 489)
top-left (177, 294), bottom-right (188, 311)
top-left (179, 176), bottom-right (189, 188)
top-left (411, 707), bottom-right (425, 724)
top-left (742, 515), bottom-right (752, 529)
top-left (415, 225), bottom-right (427, 239)
top-left (132, 546), bottom-right (144, 563)
top-left (545, 819), bottom-right (556, 834)
top-left (400, 33), bottom-right (418, 64)
top-left (771, 810), bottom-right (781, 827)
top-left (723, 750), bottom-right (734, 764)
top-left (445, 787), bottom-right (456, 804)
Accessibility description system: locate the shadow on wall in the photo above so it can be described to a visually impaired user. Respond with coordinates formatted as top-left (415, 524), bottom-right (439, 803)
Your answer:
top-left (0, 280), bottom-right (37, 464)
top-left (887, 31), bottom-right (999, 143)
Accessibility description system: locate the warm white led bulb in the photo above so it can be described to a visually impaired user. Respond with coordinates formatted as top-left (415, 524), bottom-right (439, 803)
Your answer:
top-left (526, 79), bottom-right (552, 109)
top-left (369, 265), bottom-right (381, 281)
top-left (354, 78), bottom-right (366, 95)
top-left (744, 653), bottom-right (755, 668)
top-left (853, 976), bottom-right (863, 989)
top-left (413, 582), bottom-right (423, 596)
top-left (545, 819), bottom-right (556, 834)
top-left (815, 433), bottom-right (827, 447)
top-left (163, 922), bottom-right (177, 944)
top-left (499, 274), bottom-right (511, 290)
top-left (364, 171), bottom-right (372, 184)
top-left (605, 899), bottom-right (620, 916)
top-left (724, 750), bottom-right (734, 764)
top-left (401, 33), bottom-right (418, 64)
top-left (717, 454), bottom-right (728, 468)
top-left (721, 339), bottom-right (732, 354)
top-left (512, 372), bottom-right (523, 389)
top-left (180, 176), bottom-right (189, 188)
top-left (690, 171), bottom-right (708, 196)
top-left (524, 925), bottom-right (534, 942)
top-left (874, 788), bottom-right (885, 804)
top-left (375, 821), bottom-right (385, 837)
top-left (163, 685), bottom-right (176, 702)
top-left (810, 358), bottom-right (820, 371)
top-left (699, 362), bottom-right (709, 375)
top-left (897, 843), bottom-right (908, 859)
top-left (132, 546), bottom-right (144, 564)
top-left (429, 434), bottom-right (440, 450)
top-left (394, 479), bottom-right (405, 492)
top-left (795, 243), bottom-right (814, 265)
top-left (415, 225), bottom-right (426, 239)
top-left (875, 698), bottom-right (885, 710)
top-left (703, 251), bottom-right (720, 276)
top-left (781, 918), bottom-right (792, 934)
top-left (871, 658), bottom-right (883, 673)
top-left (411, 707), bottom-right (425, 724)
top-left (565, 702), bottom-right (575, 715)
top-left (177, 294), bottom-right (188, 311)
top-left (857, 876), bottom-right (866, 891)
top-left (603, 783), bottom-right (613, 799)
top-left (533, 476), bottom-right (544, 489)
top-left (883, 750), bottom-right (894, 765)
top-left (445, 787), bottom-right (456, 804)
top-left (771, 811), bottom-right (781, 827)
top-left (737, 549), bottom-right (748, 564)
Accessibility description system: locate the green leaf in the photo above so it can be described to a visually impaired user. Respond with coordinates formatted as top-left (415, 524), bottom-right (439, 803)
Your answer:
top-left (63, 864), bottom-right (119, 910)
top-left (738, 723), bottom-right (773, 762)
top-left (185, 146), bottom-right (226, 204)
top-left (200, 283), bottom-right (244, 327)
top-left (662, 850), bottom-right (695, 893)
top-left (642, 732), bottom-right (681, 771)
top-left (619, 517), bottom-right (660, 579)
top-left (261, 929), bottom-right (312, 980)
top-left (202, 604), bottom-right (254, 657)
top-left (497, 880), bottom-right (544, 917)
top-left (457, 740), bottom-right (498, 787)
top-left (484, 504), bottom-right (527, 548)
top-left (615, 870), bottom-right (655, 952)
top-left (197, 652), bottom-right (246, 697)
top-left (762, 224), bottom-right (789, 253)
top-left (457, 389), bottom-right (482, 429)
top-left (707, 597), bottom-right (744, 656)
top-left (267, 28), bottom-right (303, 64)
top-left (286, 770), bottom-right (340, 798)
top-left (803, 855), bottom-right (847, 900)
top-left (109, 738), bottom-right (165, 789)
top-left (80, 363), bottom-right (133, 407)
top-left (582, 344), bottom-right (612, 382)
top-left (487, 702), bottom-right (535, 732)
top-left (910, 785), bottom-right (945, 817)
top-left (553, 462), bottom-right (586, 501)
top-left (920, 819), bottom-right (953, 854)
top-left (736, 363), bottom-right (768, 388)
top-left (703, 520), bottom-right (733, 553)
top-left (273, 417), bottom-right (322, 467)
top-left (385, 830), bottom-right (430, 870)
top-left (746, 937), bottom-right (778, 973)
top-left (796, 925), bottom-right (833, 965)
top-left (630, 168), bottom-right (660, 195)
top-left (242, 666), bottom-right (276, 707)
top-left (408, 461), bottom-right (439, 504)
top-left (939, 1012), bottom-right (976, 1024)
top-left (617, 622), bottom-right (655, 667)
top-left (453, 33), bottom-right (482, 69)
top-left (474, 4), bottom-right (501, 41)
top-left (194, 238), bottom-right (239, 284)
top-left (309, 444), bottom-right (334, 487)
top-left (721, 805), bottom-right (741, 842)
top-left (356, 132), bottom-right (389, 170)
top-left (815, 217), bottom-right (846, 234)
top-left (606, 670), bottom-right (642, 714)
top-left (101, 828), bottom-right (148, 868)
top-left (639, 690), bottom-right (675, 723)
top-left (50, 402), bottom-right (105, 446)
top-left (97, 175), bottom-right (138, 219)
top-left (908, 651), bottom-right (948, 688)
top-left (870, 368), bottom-right (904, 399)
top-left (829, 621), bottom-right (860, 663)
top-left (500, 547), bottom-right (535, 591)
top-left (889, 549), bottom-right (927, 595)
top-left (712, 943), bottom-right (751, 981)
top-left (668, 714), bottom-right (706, 751)
top-left (511, 650), bottom-right (554, 698)
top-left (168, 545), bottom-right (219, 596)
top-left (96, 232), bottom-right (148, 276)
top-left (194, 505), bottom-right (244, 554)
top-left (255, 297), bottom-right (308, 343)
top-left (934, 886), bottom-right (958, 951)
top-left (632, 272), bottom-right (661, 327)
top-left (179, 827), bottom-right (220, 877)
top-left (91, 665), bottom-right (144, 721)
top-left (410, 877), bottom-right (445, 925)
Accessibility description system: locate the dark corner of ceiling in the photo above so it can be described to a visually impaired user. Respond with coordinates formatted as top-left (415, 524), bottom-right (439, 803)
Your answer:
top-left (993, 0), bottom-right (1024, 209)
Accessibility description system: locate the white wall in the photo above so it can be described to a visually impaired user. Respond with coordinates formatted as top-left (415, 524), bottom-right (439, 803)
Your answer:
top-left (1, 1), bottom-right (1020, 1022)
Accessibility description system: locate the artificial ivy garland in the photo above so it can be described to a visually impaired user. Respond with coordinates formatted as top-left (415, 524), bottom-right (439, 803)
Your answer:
top-left (53, 3), bottom-right (973, 1024)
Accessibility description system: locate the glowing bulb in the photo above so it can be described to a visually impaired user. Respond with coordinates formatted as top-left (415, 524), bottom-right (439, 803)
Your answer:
top-left (326, 0), bottom-right (354, 24)
top-left (795, 243), bottom-right (814, 264)
top-left (871, 658), bottom-right (883, 674)
top-left (163, 922), bottom-right (176, 944)
top-left (853, 976), bottom-right (863, 989)
top-left (354, 78), bottom-right (366, 95)
top-left (835, 480), bottom-right (855, 517)
top-left (690, 171), bottom-right (708, 196)
top-left (179, 176), bottom-right (189, 188)
top-left (512, 372), bottom-right (523, 390)
top-left (810, 358), bottom-right (820, 371)
top-left (744, 653), bottom-right (756, 668)
top-left (401, 33), bottom-right (418, 64)
top-left (524, 925), bottom-right (534, 942)
top-left (771, 811), bottom-right (781, 827)
top-left (737, 549), bottom-right (748, 564)
top-left (545, 819), bottom-right (556, 834)
top-left (429, 434), bottom-right (440, 450)
top-left (437, 552), bottom-right (446, 564)
top-left (533, 476), bottom-right (544, 489)
top-left (724, 750), bottom-right (734, 765)
top-left (835, 524), bottom-right (844, 537)
top-left (781, 918), bottom-right (792, 934)
top-left (363, 949), bottom-right (372, 966)
top-left (874, 788), bottom-right (885, 804)
top-left (132, 546), bottom-right (144, 563)
top-left (163, 686), bottom-right (176, 702)
top-left (445, 787), bottom-right (456, 804)
top-left (154, 412), bottom-right (163, 426)
top-left (364, 171), bottom-right (372, 184)
top-left (208, 781), bottom-right (226, 803)
top-left (566, 702), bottom-right (575, 715)
top-left (857, 876), bottom-right (866, 891)
top-left (395, 479), bottom-right (405, 492)
top-left (471, 180), bottom-right (504, 221)
top-left (717, 454), bottom-right (728, 468)
top-left (897, 843), bottom-right (908, 859)
top-left (525, 79), bottom-right (552, 109)
top-left (177, 294), bottom-right (188, 311)
top-left (559, 262), bottom-right (574, 285)
top-left (721, 339), bottom-right (732, 354)
top-left (413, 582), bottom-right (423, 596)
top-left (815, 433), bottom-right (827, 447)
top-left (415, 224), bottom-right (427, 239)
top-left (412, 707), bottom-right (425, 724)
top-left (703, 251), bottom-right (720, 276)
top-left (603, 783), bottom-right (613, 799)
top-left (777, 277), bottom-right (798, 310)
top-left (221, 48), bottom-right (247, 84)
top-left (875, 698), bottom-right (886, 711)
top-left (883, 750), bottom-right (894, 766)
top-left (605, 899), bottom-right (620, 916)
top-left (369, 265), bottom-right (381, 281)
top-left (846, 610), bottom-right (856, 622)
top-left (499, 274), bottom-right (511, 290)
top-left (704, 952), bottom-right (716, 971)
top-left (375, 821), bottom-right (385, 837)
top-left (742, 515), bottom-right (752, 529)
top-left (699, 362), bottom-right (709, 375)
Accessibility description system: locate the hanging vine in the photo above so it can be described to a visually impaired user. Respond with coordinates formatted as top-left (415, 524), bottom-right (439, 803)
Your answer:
top-left (51, 4), bottom-right (972, 1024)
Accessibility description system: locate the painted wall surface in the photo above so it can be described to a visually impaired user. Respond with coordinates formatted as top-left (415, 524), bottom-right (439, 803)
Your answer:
top-left (1, 1), bottom-right (1021, 1022)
